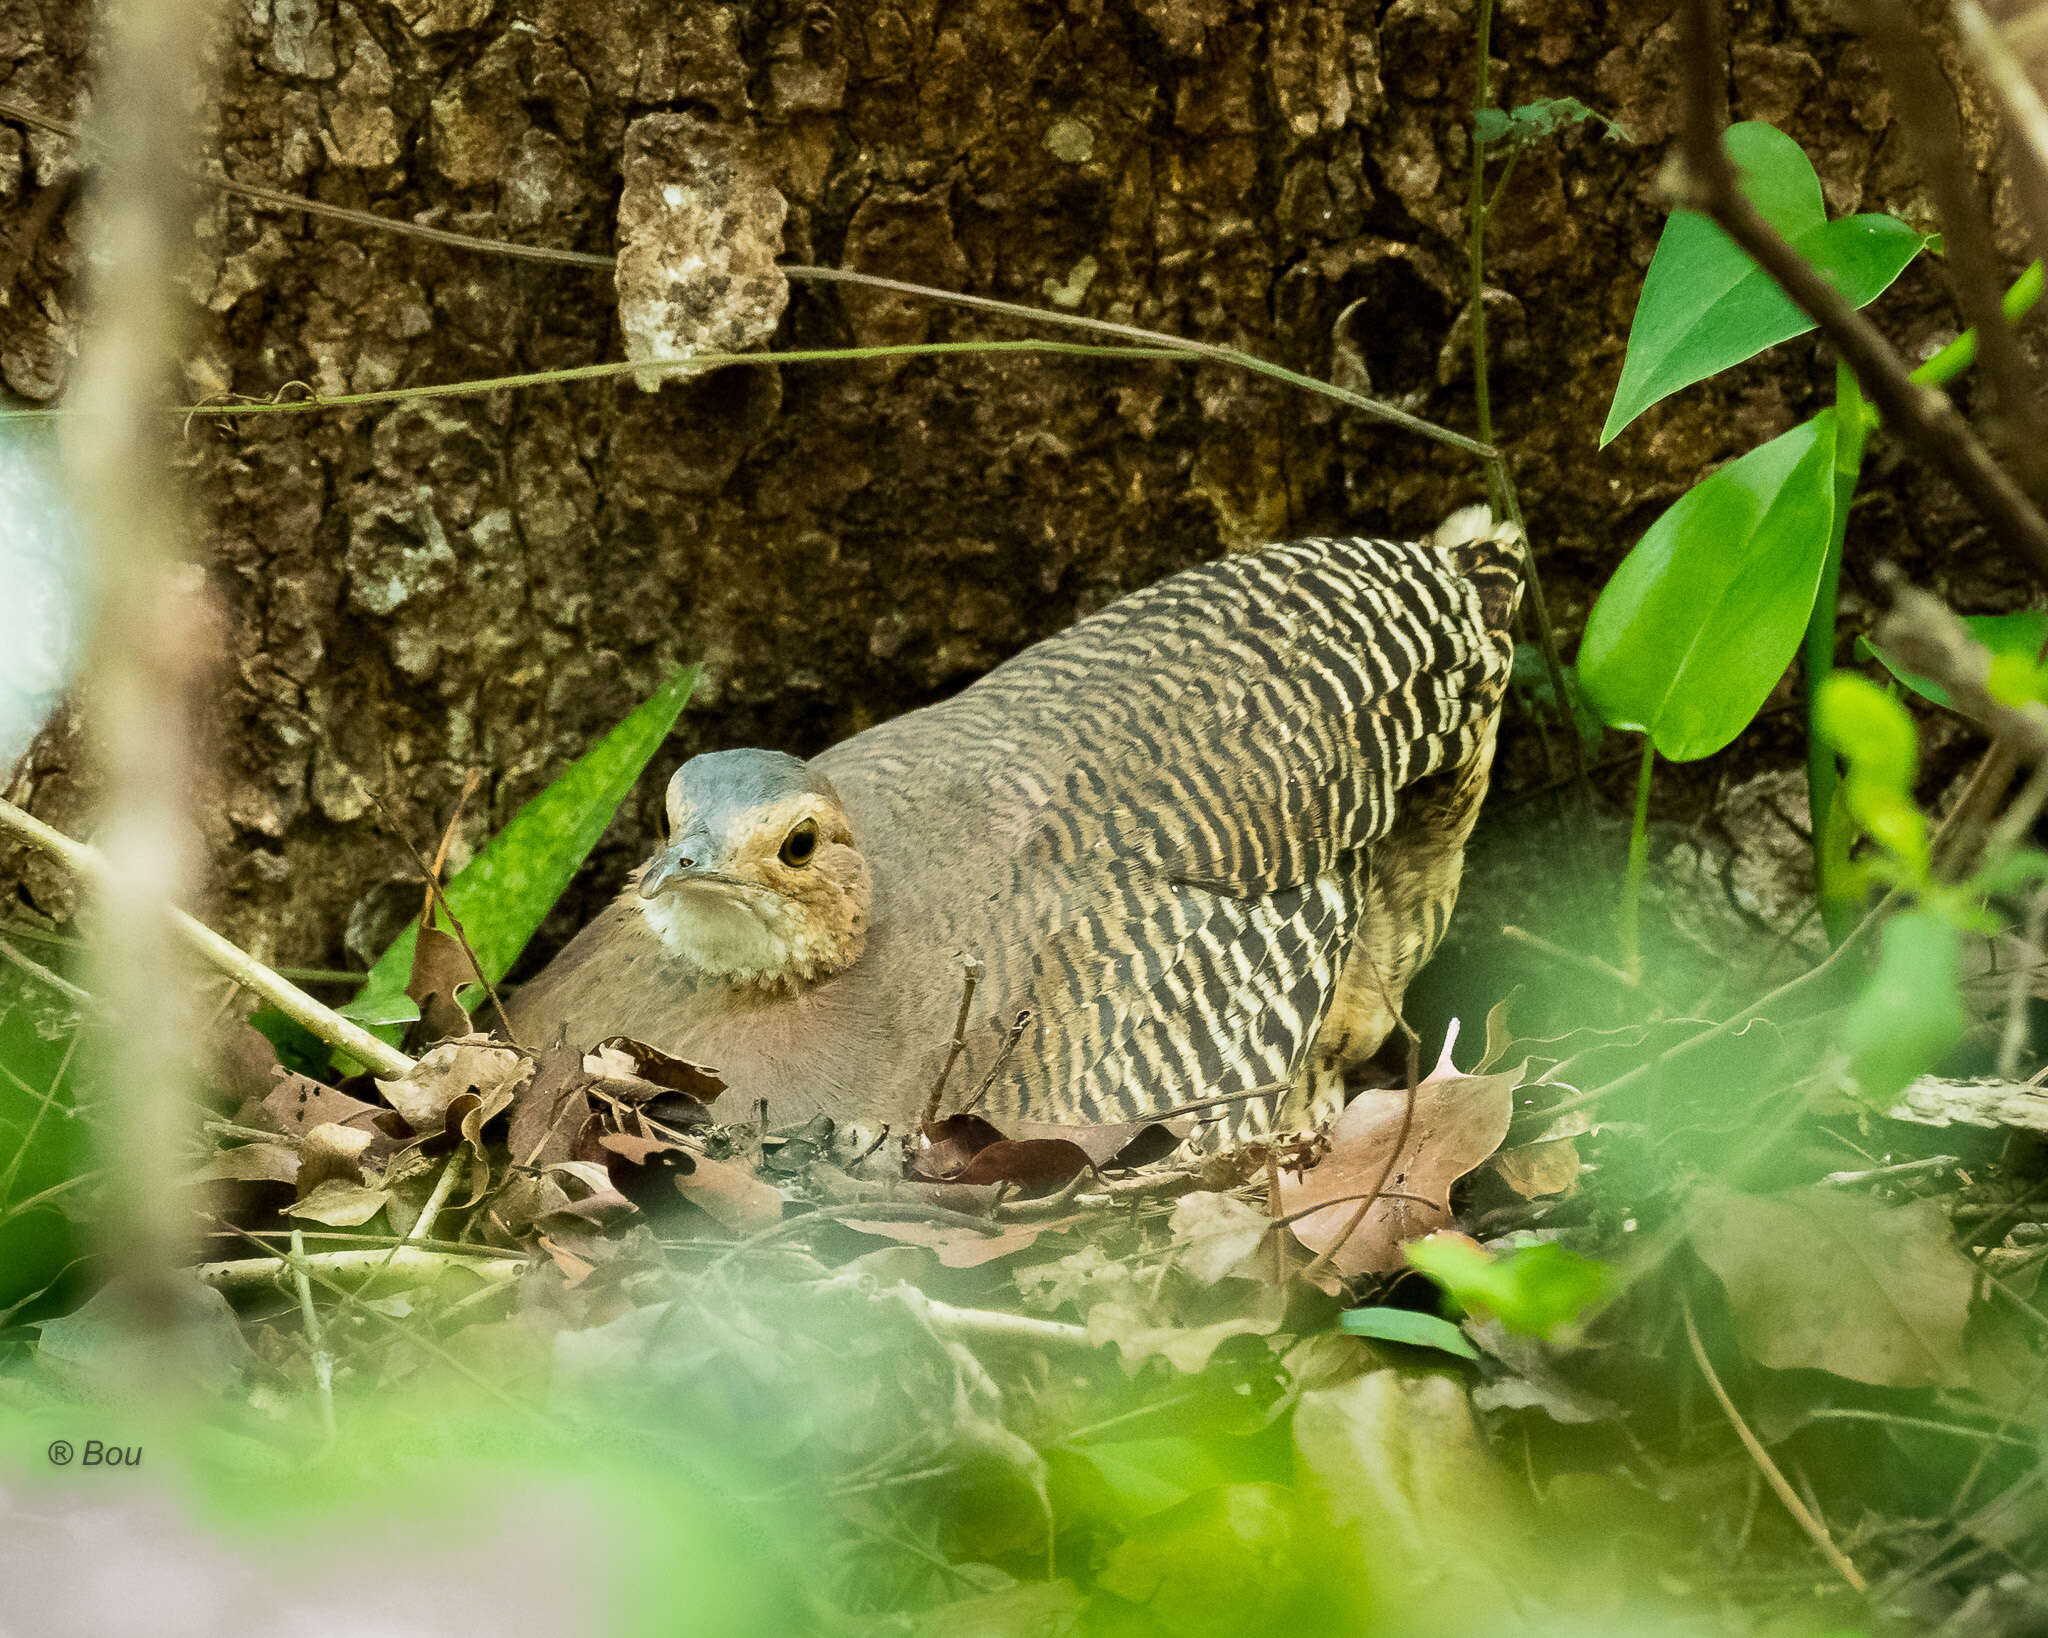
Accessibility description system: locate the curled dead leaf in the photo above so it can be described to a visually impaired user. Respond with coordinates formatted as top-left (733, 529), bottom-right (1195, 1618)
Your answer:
top-left (1277, 1039), bottom-right (1518, 1278)
top-left (674, 1154), bottom-right (786, 1232)
top-left (586, 1037), bottom-right (724, 1103)
top-left (1492, 1137), bottom-right (1582, 1200)
top-left (376, 1036), bottom-right (533, 1136)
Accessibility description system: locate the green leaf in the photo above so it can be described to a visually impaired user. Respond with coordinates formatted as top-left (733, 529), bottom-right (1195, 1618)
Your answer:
top-left (1864, 609), bottom-right (2048, 710)
top-left (1580, 413), bottom-right (1838, 760)
top-left (1816, 672), bottom-right (1928, 876)
top-left (1815, 671), bottom-right (1918, 792)
top-left (1403, 1238), bottom-right (1614, 1338)
top-left (1338, 1306), bottom-right (1481, 1360)
top-left (1602, 123), bottom-right (1927, 445)
top-left (1840, 909), bottom-right (1967, 1102)
top-left (339, 666), bottom-right (698, 1048)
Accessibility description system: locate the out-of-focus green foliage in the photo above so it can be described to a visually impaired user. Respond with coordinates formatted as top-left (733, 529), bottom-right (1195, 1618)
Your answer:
top-left (1403, 1237), bottom-right (1613, 1338)
top-left (1814, 671), bottom-right (1928, 884)
top-left (1864, 609), bottom-right (2048, 710)
top-left (1837, 908), bottom-right (1968, 1103)
top-left (0, 959), bottom-right (85, 1322)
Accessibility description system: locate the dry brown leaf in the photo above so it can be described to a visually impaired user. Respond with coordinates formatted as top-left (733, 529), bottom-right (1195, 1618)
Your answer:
top-left (597, 1132), bottom-right (674, 1167)
top-left (1278, 1042), bottom-right (1518, 1278)
top-left (952, 1137), bottom-right (1095, 1193)
top-left (1690, 1182), bottom-right (1974, 1389)
top-left (505, 1043), bottom-right (595, 1171)
top-left (375, 1037), bottom-right (533, 1136)
top-left (196, 1141), bottom-right (300, 1185)
top-left (1167, 1191), bottom-right (1275, 1285)
top-left (284, 1177), bottom-right (391, 1227)
top-left (259, 1074), bottom-right (391, 1140)
top-left (406, 923), bottom-right (480, 1045)
top-left (909, 1112), bottom-right (1008, 1180)
top-left (209, 1020), bottom-right (282, 1109)
top-left (538, 1232), bottom-right (598, 1286)
top-left (296, 1121), bottom-right (381, 1192)
top-left (837, 1218), bottom-right (1046, 1268)
top-left (1492, 1137), bottom-right (1582, 1200)
top-left (1012, 1117), bottom-right (1194, 1170)
top-left (674, 1155), bottom-right (785, 1231)
top-left (586, 1036), bottom-right (725, 1103)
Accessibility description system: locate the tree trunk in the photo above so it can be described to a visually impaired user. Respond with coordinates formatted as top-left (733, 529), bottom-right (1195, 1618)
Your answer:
top-left (0, 0), bottom-right (2026, 972)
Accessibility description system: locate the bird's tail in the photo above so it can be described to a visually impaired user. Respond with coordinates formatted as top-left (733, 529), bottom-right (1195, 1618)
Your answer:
top-left (1429, 503), bottom-right (1526, 639)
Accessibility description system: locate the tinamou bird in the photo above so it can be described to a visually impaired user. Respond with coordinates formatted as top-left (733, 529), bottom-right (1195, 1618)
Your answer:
top-left (508, 507), bottom-right (1524, 1136)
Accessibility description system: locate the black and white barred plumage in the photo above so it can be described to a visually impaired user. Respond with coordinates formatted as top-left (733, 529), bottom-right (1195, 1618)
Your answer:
top-left (816, 509), bottom-right (1524, 1128)
top-left (513, 509), bottom-right (1524, 1133)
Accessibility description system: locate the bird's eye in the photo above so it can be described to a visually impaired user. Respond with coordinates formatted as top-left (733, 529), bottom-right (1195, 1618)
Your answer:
top-left (779, 821), bottom-right (820, 867)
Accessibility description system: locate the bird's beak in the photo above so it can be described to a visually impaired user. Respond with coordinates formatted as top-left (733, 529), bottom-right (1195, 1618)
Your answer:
top-left (638, 836), bottom-right (741, 900)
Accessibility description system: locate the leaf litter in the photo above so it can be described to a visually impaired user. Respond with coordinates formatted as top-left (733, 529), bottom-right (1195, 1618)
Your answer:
top-left (100, 889), bottom-right (2048, 1636)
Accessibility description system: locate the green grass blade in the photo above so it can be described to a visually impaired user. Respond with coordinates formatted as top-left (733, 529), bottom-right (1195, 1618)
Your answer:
top-left (339, 666), bottom-right (698, 1044)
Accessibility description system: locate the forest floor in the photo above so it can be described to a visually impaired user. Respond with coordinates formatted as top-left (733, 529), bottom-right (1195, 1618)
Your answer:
top-left (4, 797), bottom-right (2045, 1638)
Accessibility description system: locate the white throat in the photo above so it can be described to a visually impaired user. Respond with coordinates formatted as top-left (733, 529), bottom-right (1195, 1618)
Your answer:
top-left (638, 883), bottom-right (830, 987)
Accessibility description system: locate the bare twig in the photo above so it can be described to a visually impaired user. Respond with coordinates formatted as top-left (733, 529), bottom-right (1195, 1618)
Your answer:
top-left (0, 797), bottom-right (417, 1078)
top-left (192, 1242), bottom-right (524, 1290)
top-left (286, 1227), bottom-right (336, 1438)
top-left (1677, 0), bottom-right (2048, 584)
top-left (1955, 0), bottom-right (2048, 282)
top-left (959, 1007), bottom-right (1031, 1115)
top-left (0, 932), bottom-right (88, 1005)
top-left (1853, 0), bottom-right (2048, 490)
top-left (1683, 1298), bottom-right (1869, 1593)
top-left (920, 956), bottom-right (983, 1126)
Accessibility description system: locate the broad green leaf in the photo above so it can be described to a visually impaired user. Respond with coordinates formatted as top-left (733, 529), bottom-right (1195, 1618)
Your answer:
top-left (1864, 609), bottom-right (2048, 710)
top-left (1839, 909), bottom-right (1966, 1103)
top-left (340, 667), bottom-right (697, 1045)
top-left (1580, 413), bottom-right (1837, 760)
top-left (1602, 122), bottom-right (1927, 444)
top-left (1338, 1305), bottom-right (1480, 1360)
top-left (1403, 1238), bottom-right (1613, 1338)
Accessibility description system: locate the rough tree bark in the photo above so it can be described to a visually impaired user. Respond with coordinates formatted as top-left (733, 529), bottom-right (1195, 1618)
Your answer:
top-left (0, 0), bottom-right (2034, 973)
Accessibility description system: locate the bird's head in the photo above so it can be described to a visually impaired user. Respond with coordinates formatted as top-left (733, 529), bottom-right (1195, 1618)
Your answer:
top-left (634, 749), bottom-right (872, 989)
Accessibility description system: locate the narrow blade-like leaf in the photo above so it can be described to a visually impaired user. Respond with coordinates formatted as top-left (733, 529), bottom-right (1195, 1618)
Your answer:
top-left (1580, 414), bottom-right (1837, 760)
top-left (341, 666), bottom-right (698, 1040)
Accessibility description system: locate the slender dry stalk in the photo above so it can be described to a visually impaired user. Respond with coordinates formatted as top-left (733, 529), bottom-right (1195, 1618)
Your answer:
top-left (63, 0), bottom-right (213, 1335)
top-left (1852, 0), bottom-right (2048, 490)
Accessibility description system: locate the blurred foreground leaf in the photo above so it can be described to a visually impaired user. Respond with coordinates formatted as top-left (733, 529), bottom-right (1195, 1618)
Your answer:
top-left (1689, 1183), bottom-right (1973, 1388)
top-left (1839, 909), bottom-right (1964, 1101)
top-left (1403, 1236), bottom-right (1613, 1338)
top-left (1863, 609), bottom-right (2048, 710)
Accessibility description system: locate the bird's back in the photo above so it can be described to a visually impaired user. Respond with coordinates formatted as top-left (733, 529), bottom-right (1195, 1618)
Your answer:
top-left (813, 513), bottom-right (1524, 1127)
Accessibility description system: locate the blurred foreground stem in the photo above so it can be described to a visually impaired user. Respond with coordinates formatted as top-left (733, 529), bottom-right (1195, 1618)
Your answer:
top-left (64, 0), bottom-right (213, 1336)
